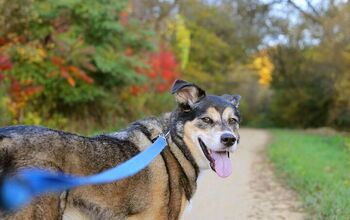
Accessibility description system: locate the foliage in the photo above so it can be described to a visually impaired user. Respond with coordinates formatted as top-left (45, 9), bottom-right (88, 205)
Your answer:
top-left (130, 46), bottom-right (179, 95)
top-left (268, 46), bottom-right (335, 128)
top-left (329, 49), bottom-right (350, 128)
top-left (0, 0), bottom-right (154, 129)
top-left (2, 0), bottom-right (350, 131)
top-left (252, 50), bottom-right (273, 87)
top-left (174, 0), bottom-right (273, 127)
top-left (184, 23), bottom-right (234, 91)
top-left (167, 15), bottom-right (191, 70)
top-left (268, 130), bottom-right (350, 219)
top-left (264, 0), bottom-right (350, 129)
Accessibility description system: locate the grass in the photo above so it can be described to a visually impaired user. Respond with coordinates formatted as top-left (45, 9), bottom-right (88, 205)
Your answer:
top-left (268, 129), bottom-right (350, 220)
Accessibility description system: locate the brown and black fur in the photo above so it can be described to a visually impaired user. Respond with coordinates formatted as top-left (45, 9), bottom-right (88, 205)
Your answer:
top-left (0, 80), bottom-right (241, 220)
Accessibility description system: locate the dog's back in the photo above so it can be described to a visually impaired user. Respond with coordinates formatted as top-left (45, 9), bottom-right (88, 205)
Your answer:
top-left (0, 125), bottom-right (156, 219)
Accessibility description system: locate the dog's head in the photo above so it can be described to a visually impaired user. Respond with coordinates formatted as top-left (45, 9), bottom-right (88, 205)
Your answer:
top-left (170, 79), bottom-right (241, 178)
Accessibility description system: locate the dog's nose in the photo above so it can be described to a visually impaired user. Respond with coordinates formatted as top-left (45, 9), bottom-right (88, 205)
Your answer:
top-left (221, 133), bottom-right (236, 147)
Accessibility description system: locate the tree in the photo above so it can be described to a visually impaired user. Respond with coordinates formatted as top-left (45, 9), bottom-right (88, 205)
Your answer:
top-left (265, 0), bottom-right (350, 129)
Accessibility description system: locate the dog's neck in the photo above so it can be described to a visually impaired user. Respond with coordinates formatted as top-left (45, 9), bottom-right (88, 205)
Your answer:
top-left (160, 112), bottom-right (201, 177)
top-left (167, 135), bottom-right (198, 197)
top-left (156, 113), bottom-right (199, 200)
top-left (110, 113), bottom-right (201, 200)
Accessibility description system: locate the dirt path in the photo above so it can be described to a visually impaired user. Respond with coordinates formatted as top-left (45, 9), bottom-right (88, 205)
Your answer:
top-left (182, 128), bottom-right (305, 220)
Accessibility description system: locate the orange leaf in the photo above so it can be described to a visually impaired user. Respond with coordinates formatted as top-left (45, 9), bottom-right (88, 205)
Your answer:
top-left (124, 47), bottom-right (133, 56)
top-left (68, 66), bottom-right (93, 84)
top-left (67, 76), bottom-right (75, 87)
top-left (25, 86), bottom-right (43, 97)
top-left (68, 66), bottom-right (79, 74)
top-left (51, 56), bottom-right (63, 66)
top-left (47, 71), bottom-right (58, 78)
top-left (60, 68), bottom-right (75, 87)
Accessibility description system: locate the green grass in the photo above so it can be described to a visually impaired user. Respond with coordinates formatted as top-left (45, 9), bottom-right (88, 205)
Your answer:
top-left (268, 130), bottom-right (350, 220)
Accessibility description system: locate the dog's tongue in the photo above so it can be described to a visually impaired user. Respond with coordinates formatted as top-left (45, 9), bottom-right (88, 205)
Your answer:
top-left (211, 151), bottom-right (232, 178)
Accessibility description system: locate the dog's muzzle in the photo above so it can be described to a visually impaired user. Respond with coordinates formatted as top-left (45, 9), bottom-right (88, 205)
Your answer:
top-left (198, 138), bottom-right (233, 178)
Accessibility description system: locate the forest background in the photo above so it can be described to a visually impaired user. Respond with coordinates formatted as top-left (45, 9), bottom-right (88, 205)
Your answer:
top-left (1, 0), bottom-right (349, 134)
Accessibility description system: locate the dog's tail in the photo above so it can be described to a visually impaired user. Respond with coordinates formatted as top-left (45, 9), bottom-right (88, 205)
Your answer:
top-left (0, 138), bottom-right (15, 212)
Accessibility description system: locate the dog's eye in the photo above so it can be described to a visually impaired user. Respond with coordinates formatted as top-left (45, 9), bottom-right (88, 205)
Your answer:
top-left (201, 117), bottom-right (213, 124)
top-left (228, 118), bottom-right (238, 124)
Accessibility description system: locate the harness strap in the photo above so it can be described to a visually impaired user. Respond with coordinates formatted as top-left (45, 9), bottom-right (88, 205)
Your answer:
top-left (0, 134), bottom-right (168, 212)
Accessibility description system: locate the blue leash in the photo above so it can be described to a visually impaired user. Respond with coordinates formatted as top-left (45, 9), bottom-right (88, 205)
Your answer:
top-left (0, 134), bottom-right (168, 211)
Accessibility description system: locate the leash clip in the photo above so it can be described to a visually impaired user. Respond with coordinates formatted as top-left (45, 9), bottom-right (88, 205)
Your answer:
top-left (159, 130), bottom-right (170, 139)
top-left (164, 130), bottom-right (170, 138)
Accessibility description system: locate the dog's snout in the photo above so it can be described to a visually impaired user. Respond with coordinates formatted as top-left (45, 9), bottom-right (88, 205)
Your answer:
top-left (220, 133), bottom-right (236, 147)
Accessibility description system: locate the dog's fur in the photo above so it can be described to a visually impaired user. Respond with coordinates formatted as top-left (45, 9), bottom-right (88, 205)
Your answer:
top-left (0, 80), bottom-right (241, 220)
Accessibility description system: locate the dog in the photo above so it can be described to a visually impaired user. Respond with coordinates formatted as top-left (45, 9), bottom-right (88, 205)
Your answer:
top-left (0, 79), bottom-right (241, 220)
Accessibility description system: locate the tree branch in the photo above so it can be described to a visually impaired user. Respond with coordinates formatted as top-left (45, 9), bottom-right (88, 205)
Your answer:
top-left (155, 0), bottom-right (180, 31)
top-left (305, 0), bottom-right (321, 17)
top-left (286, 0), bottom-right (322, 24)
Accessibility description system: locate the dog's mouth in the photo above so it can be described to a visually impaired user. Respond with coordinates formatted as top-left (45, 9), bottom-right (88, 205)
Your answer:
top-left (198, 138), bottom-right (232, 178)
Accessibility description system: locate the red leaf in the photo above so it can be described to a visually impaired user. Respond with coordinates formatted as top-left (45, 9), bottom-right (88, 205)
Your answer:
top-left (157, 84), bottom-right (166, 93)
top-left (148, 72), bottom-right (157, 78)
top-left (60, 68), bottom-right (75, 87)
top-left (0, 38), bottom-right (10, 47)
top-left (60, 67), bottom-right (69, 78)
top-left (131, 85), bottom-right (142, 95)
top-left (47, 71), bottom-right (58, 78)
top-left (119, 11), bottom-right (128, 26)
top-left (25, 86), bottom-right (43, 97)
top-left (51, 56), bottom-right (64, 66)
top-left (124, 47), bottom-right (133, 56)
top-left (0, 55), bottom-right (13, 71)
top-left (134, 46), bottom-right (180, 95)
top-left (10, 78), bottom-right (22, 97)
top-left (17, 36), bottom-right (27, 44)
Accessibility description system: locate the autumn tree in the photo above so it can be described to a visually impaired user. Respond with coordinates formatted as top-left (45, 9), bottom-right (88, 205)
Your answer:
top-left (0, 0), bottom-right (154, 130)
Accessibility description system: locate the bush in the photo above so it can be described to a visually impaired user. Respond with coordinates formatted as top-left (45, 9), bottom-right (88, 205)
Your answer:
top-left (0, 0), bottom-right (156, 130)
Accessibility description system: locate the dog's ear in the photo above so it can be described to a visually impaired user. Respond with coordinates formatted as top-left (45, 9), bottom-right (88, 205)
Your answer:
top-left (171, 79), bottom-right (206, 110)
top-left (221, 94), bottom-right (241, 108)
